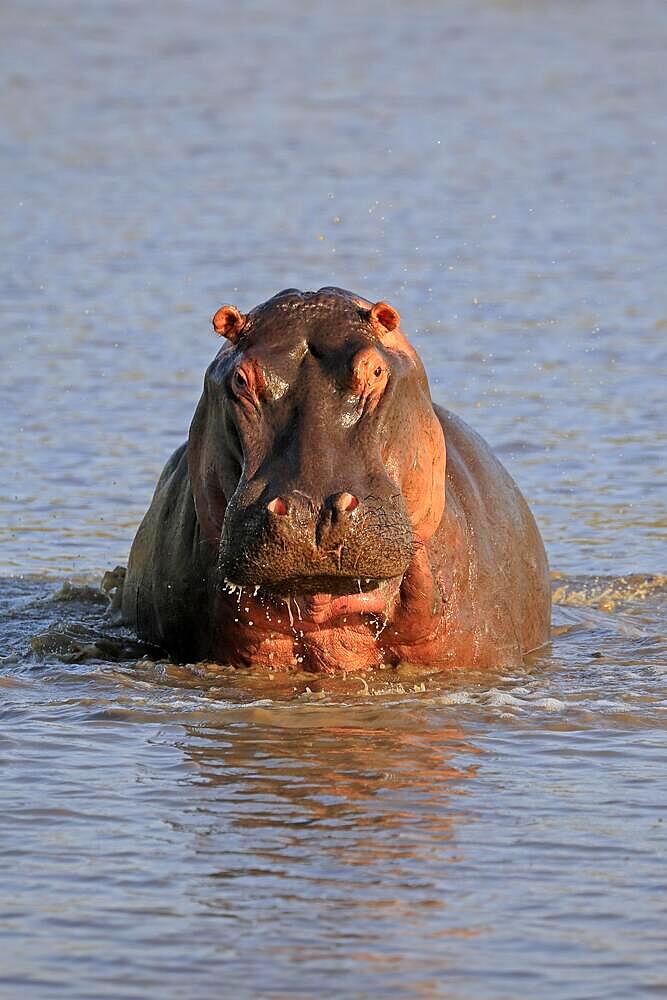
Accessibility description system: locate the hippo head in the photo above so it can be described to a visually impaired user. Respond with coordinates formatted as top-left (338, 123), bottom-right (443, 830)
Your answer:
top-left (187, 287), bottom-right (445, 600)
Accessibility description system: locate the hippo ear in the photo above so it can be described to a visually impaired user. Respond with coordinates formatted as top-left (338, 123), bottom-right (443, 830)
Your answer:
top-left (370, 301), bottom-right (400, 333)
top-left (212, 305), bottom-right (246, 343)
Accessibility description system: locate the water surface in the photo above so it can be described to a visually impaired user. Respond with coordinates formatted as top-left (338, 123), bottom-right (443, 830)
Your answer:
top-left (1, 1), bottom-right (666, 997)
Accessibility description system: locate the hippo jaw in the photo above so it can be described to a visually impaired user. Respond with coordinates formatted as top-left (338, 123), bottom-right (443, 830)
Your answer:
top-left (217, 565), bottom-right (407, 631)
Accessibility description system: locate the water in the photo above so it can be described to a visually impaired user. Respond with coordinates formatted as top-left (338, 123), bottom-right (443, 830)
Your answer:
top-left (1, 0), bottom-right (666, 996)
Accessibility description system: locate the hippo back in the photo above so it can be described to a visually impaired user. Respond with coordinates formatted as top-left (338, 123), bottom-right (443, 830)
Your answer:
top-left (434, 404), bottom-right (551, 660)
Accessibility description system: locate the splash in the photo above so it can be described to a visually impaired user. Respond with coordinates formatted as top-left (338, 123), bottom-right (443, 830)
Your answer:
top-left (552, 572), bottom-right (667, 611)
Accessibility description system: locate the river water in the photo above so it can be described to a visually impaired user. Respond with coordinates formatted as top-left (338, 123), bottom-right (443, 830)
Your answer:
top-left (1, 1), bottom-right (666, 997)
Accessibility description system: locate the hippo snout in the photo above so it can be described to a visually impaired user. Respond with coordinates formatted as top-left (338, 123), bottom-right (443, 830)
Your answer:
top-left (217, 484), bottom-right (414, 596)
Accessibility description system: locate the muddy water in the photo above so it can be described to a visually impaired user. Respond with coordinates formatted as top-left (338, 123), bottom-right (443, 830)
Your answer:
top-left (1, 1), bottom-right (666, 997)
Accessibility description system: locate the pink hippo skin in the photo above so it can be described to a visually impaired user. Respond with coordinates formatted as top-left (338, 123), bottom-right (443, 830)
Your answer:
top-left (122, 287), bottom-right (550, 672)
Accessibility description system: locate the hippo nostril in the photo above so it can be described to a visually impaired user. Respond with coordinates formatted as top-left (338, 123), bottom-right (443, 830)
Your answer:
top-left (267, 496), bottom-right (289, 516)
top-left (332, 492), bottom-right (359, 514)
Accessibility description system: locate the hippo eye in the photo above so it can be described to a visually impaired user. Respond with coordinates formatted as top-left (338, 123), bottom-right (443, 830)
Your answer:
top-left (374, 366), bottom-right (382, 378)
top-left (233, 368), bottom-right (248, 390)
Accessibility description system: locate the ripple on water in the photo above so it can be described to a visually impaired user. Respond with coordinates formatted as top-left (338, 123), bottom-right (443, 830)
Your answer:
top-left (0, 568), bottom-right (666, 1000)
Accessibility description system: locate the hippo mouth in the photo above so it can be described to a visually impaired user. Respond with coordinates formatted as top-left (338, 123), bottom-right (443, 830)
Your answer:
top-left (218, 571), bottom-right (403, 626)
top-left (256, 574), bottom-right (383, 598)
top-left (217, 537), bottom-right (412, 603)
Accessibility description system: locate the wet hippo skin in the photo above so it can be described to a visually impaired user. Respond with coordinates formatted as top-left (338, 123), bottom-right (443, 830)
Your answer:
top-left (122, 287), bottom-right (551, 672)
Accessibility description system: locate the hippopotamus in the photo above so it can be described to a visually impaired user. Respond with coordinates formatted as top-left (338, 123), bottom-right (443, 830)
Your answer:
top-left (122, 287), bottom-right (550, 672)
